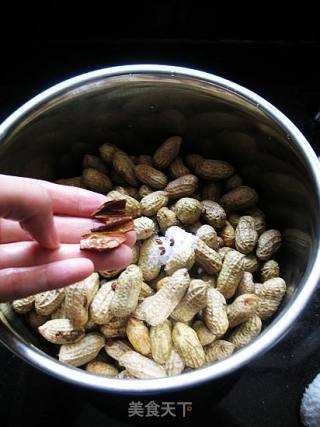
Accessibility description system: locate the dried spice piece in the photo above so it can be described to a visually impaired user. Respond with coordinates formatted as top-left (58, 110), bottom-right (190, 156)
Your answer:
top-left (91, 199), bottom-right (127, 218)
top-left (91, 220), bottom-right (134, 234)
top-left (92, 215), bottom-right (133, 230)
top-left (80, 199), bottom-right (133, 252)
top-left (80, 232), bottom-right (126, 251)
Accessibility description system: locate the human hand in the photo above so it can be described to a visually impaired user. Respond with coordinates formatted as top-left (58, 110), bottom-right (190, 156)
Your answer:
top-left (0, 175), bottom-right (136, 302)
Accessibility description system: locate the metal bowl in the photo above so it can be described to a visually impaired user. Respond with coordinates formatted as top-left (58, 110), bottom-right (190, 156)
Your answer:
top-left (0, 64), bottom-right (319, 396)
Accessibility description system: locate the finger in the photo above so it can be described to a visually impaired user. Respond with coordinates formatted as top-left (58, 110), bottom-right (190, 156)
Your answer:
top-left (0, 218), bottom-right (136, 246)
top-left (0, 175), bottom-right (58, 249)
top-left (0, 258), bottom-right (94, 302)
top-left (27, 177), bottom-right (109, 216)
top-left (0, 241), bottom-right (133, 271)
top-left (123, 231), bottom-right (136, 248)
top-left (0, 217), bottom-right (102, 244)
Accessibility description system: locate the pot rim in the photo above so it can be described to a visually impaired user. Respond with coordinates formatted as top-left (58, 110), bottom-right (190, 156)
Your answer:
top-left (1, 64), bottom-right (320, 394)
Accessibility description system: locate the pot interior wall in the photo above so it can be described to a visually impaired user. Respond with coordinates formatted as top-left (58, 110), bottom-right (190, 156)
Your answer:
top-left (0, 73), bottom-right (318, 352)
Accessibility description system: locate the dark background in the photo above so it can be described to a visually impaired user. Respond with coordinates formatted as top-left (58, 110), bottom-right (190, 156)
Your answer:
top-left (1, 5), bottom-right (320, 426)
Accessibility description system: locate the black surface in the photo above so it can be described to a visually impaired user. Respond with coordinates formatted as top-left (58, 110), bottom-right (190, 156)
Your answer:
top-left (1, 39), bottom-right (320, 427)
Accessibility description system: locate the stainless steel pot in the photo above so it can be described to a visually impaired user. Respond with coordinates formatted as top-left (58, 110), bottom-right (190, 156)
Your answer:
top-left (0, 64), bottom-right (319, 396)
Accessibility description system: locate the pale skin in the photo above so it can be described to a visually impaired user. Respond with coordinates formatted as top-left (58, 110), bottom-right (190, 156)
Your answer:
top-left (0, 175), bottom-right (136, 302)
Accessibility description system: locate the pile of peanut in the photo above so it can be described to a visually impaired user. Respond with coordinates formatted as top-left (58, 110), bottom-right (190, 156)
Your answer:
top-left (11, 136), bottom-right (286, 379)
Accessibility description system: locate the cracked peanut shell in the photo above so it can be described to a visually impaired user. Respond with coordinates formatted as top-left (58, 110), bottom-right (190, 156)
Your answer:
top-left (59, 333), bottom-right (105, 367)
top-left (86, 360), bottom-right (119, 377)
top-left (119, 351), bottom-right (166, 378)
top-left (12, 296), bottom-right (35, 314)
top-left (64, 273), bottom-right (99, 327)
top-left (221, 221), bottom-right (236, 248)
top-left (134, 269), bottom-right (190, 326)
top-left (104, 339), bottom-right (132, 361)
top-left (165, 348), bottom-right (185, 376)
top-left (169, 156), bottom-right (190, 178)
top-left (165, 174), bottom-right (198, 199)
top-left (193, 320), bottom-right (216, 346)
top-left (83, 154), bottom-right (108, 174)
top-left (133, 216), bottom-right (155, 240)
top-left (216, 250), bottom-right (245, 299)
top-left (227, 293), bottom-right (258, 328)
top-left (126, 317), bottom-right (151, 356)
top-left (225, 174), bottom-right (243, 191)
top-left (194, 237), bottom-right (223, 274)
top-left (203, 287), bottom-right (229, 337)
top-left (171, 279), bottom-right (208, 323)
top-left (89, 281), bottom-right (115, 325)
top-left (110, 265), bottom-right (143, 318)
top-left (135, 164), bottom-right (168, 189)
top-left (202, 200), bottom-right (226, 228)
top-left (100, 317), bottom-right (128, 338)
top-left (220, 186), bottom-right (258, 212)
top-left (196, 224), bottom-right (219, 250)
top-left (164, 245), bottom-right (195, 276)
top-left (140, 191), bottom-right (169, 216)
top-left (202, 182), bottom-right (222, 201)
top-left (39, 318), bottom-right (85, 344)
top-left (205, 340), bottom-right (235, 364)
top-left (156, 207), bottom-right (180, 233)
top-left (261, 260), bottom-right (280, 282)
top-left (256, 229), bottom-right (282, 261)
top-left (235, 216), bottom-right (258, 254)
top-left (150, 320), bottom-right (172, 364)
top-left (153, 136), bottom-right (182, 169)
top-left (99, 143), bottom-right (117, 164)
top-left (138, 236), bottom-right (162, 281)
top-left (82, 168), bottom-right (112, 193)
top-left (255, 277), bottom-right (286, 320)
top-left (242, 254), bottom-right (259, 273)
top-left (35, 289), bottom-right (65, 316)
top-left (237, 272), bottom-right (255, 295)
top-left (172, 322), bottom-right (205, 368)
top-left (229, 315), bottom-right (262, 349)
top-left (112, 150), bottom-right (138, 186)
top-left (175, 197), bottom-right (203, 225)
top-left (194, 158), bottom-right (234, 180)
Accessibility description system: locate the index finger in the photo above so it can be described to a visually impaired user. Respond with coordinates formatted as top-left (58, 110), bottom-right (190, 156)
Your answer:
top-left (33, 178), bottom-right (109, 217)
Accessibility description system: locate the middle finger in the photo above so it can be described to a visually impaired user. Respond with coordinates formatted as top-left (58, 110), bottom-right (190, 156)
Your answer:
top-left (0, 216), bottom-right (136, 246)
top-left (0, 241), bottom-right (134, 271)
